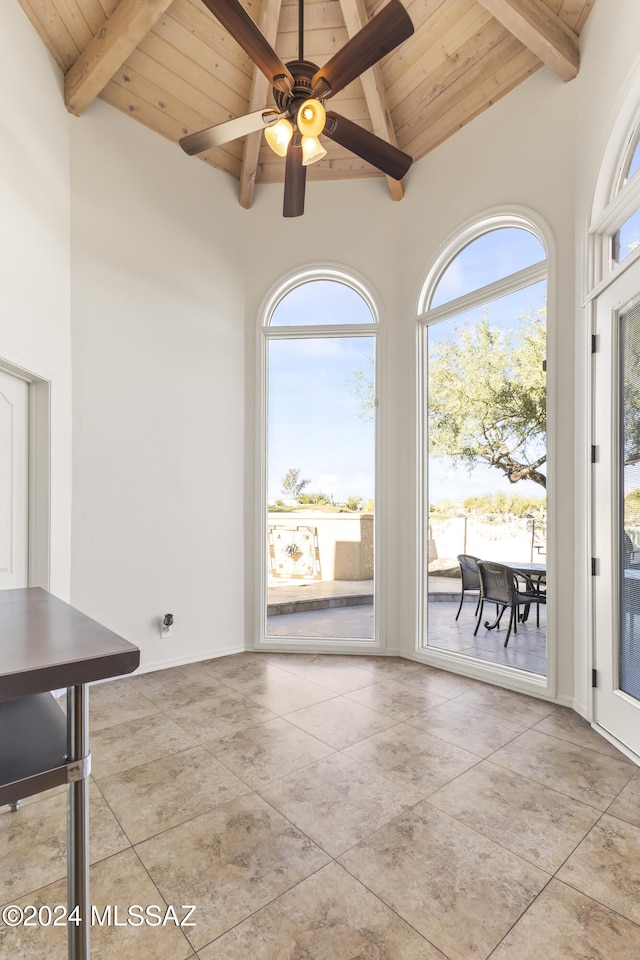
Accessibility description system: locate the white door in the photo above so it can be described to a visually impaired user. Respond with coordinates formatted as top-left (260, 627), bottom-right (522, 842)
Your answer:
top-left (0, 369), bottom-right (29, 589)
top-left (593, 257), bottom-right (640, 755)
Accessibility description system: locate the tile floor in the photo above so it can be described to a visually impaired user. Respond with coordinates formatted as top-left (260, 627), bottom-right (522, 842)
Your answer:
top-left (1, 652), bottom-right (640, 959)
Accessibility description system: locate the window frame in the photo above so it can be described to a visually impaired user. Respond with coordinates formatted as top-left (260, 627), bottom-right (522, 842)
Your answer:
top-left (257, 264), bottom-right (382, 652)
top-left (416, 212), bottom-right (554, 697)
top-left (589, 105), bottom-right (640, 292)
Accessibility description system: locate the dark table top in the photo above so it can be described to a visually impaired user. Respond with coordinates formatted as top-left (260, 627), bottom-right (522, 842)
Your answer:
top-left (0, 588), bottom-right (140, 702)
top-left (504, 562), bottom-right (546, 575)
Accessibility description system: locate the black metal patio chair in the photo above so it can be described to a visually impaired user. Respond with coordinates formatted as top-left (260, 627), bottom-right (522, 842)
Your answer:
top-left (474, 560), bottom-right (546, 647)
top-left (455, 554), bottom-right (482, 621)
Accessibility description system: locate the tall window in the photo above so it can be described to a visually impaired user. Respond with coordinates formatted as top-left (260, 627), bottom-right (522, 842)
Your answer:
top-left (419, 220), bottom-right (548, 677)
top-left (261, 271), bottom-right (378, 645)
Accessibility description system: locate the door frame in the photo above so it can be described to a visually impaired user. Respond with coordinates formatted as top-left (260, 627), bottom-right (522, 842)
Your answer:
top-left (592, 257), bottom-right (640, 758)
top-left (0, 357), bottom-right (51, 590)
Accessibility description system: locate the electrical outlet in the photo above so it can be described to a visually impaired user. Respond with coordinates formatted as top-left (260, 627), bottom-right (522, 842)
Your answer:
top-left (161, 613), bottom-right (174, 639)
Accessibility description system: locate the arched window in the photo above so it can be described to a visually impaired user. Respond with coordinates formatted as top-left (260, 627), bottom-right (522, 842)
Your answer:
top-left (260, 269), bottom-right (379, 647)
top-left (591, 114), bottom-right (640, 279)
top-left (418, 217), bottom-right (548, 679)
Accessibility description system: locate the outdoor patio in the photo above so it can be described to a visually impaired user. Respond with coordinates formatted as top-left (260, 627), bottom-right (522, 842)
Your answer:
top-left (267, 579), bottom-right (546, 676)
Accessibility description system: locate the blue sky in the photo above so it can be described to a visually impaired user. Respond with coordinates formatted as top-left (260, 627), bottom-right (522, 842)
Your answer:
top-left (267, 228), bottom-right (547, 506)
top-left (268, 335), bottom-right (375, 502)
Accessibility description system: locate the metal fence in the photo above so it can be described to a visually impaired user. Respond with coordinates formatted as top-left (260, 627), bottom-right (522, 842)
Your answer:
top-left (428, 516), bottom-right (546, 565)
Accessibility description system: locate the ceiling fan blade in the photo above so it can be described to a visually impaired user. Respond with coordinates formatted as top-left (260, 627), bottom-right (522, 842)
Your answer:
top-left (199, 0), bottom-right (294, 93)
top-left (179, 109), bottom-right (281, 155)
top-left (283, 140), bottom-right (306, 218)
top-left (312, 0), bottom-right (413, 99)
top-left (324, 111), bottom-right (412, 180)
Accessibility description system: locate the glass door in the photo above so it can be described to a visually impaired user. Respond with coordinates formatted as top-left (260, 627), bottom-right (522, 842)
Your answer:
top-left (593, 258), bottom-right (640, 754)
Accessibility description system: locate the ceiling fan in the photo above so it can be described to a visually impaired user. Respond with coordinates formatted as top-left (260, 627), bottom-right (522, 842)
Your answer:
top-left (179, 0), bottom-right (414, 217)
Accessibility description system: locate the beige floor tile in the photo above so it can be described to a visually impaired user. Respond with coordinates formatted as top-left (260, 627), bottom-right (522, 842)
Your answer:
top-left (343, 722), bottom-right (479, 800)
top-left (558, 814), bottom-right (640, 923)
top-left (296, 663), bottom-right (376, 694)
top-left (259, 653), bottom-right (365, 674)
top-left (532, 707), bottom-right (636, 762)
top-left (197, 861), bottom-right (446, 960)
top-left (86, 678), bottom-right (160, 731)
top-left (164, 690), bottom-right (277, 742)
top-left (406, 699), bottom-right (527, 757)
top-left (491, 878), bottom-right (640, 960)
top-left (90, 712), bottom-right (197, 780)
top-left (0, 848), bottom-right (192, 960)
top-left (97, 746), bottom-right (251, 843)
top-left (490, 729), bottom-right (637, 810)
top-left (0, 785), bottom-right (129, 903)
top-left (453, 685), bottom-right (558, 726)
top-left (133, 667), bottom-right (230, 712)
top-left (345, 678), bottom-right (448, 720)
top-left (405, 669), bottom-right (488, 699)
top-left (339, 802), bottom-right (548, 960)
top-left (136, 794), bottom-right (330, 951)
top-left (407, 666), bottom-right (486, 700)
top-left (243, 674), bottom-right (335, 714)
top-left (284, 696), bottom-right (397, 749)
top-left (428, 760), bottom-right (601, 873)
top-left (134, 661), bottom-right (215, 692)
top-left (205, 717), bottom-right (333, 788)
top-left (344, 657), bottom-right (439, 683)
top-left (198, 657), bottom-right (292, 690)
top-left (607, 769), bottom-right (640, 828)
top-left (260, 751), bottom-right (417, 857)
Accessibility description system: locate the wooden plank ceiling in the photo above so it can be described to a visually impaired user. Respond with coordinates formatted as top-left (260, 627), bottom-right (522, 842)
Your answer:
top-left (17, 0), bottom-right (596, 207)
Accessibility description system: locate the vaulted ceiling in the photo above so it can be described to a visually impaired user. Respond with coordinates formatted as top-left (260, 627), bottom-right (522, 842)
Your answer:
top-left (17, 0), bottom-right (596, 208)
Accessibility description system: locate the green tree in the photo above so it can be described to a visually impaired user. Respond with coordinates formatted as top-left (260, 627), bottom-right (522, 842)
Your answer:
top-left (281, 467), bottom-right (310, 500)
top-left (351, 353), bottom-right (375, 422)
top-left (625, 488), bottom-right (640, 520)
top-left (428, 309), bottom-right (547, 488)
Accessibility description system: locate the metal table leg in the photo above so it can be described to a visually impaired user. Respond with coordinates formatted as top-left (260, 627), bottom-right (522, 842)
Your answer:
top-left (66, 685), bottom-right (90, 960)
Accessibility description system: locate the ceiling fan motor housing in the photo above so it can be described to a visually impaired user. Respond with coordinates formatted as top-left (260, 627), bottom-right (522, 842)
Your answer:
top-left (273, 60), bottom-right (324, 119)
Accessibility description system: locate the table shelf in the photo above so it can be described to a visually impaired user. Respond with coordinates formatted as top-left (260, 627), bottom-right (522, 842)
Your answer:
top-left (0, 692), bottom-right (68, 806)
top-left (0, 588), bottom-right (140, 960)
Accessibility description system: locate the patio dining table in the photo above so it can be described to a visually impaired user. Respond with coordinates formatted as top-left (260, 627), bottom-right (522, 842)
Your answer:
top-left (504, 561), bottom-right (546, 623)
top-left (505, 561), bottom-right (547, 585)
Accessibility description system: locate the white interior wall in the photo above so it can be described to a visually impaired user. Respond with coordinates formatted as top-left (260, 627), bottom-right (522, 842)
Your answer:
top-left (0, 1), bottom-right (72, 599)
top-left (69, 102), bottom-right (247, 670)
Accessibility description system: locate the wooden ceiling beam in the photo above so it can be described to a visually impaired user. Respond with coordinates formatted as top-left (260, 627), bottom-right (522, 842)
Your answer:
top-left (239, 0), bottom-right (283, 209)
top-left (64, 0), bottom-right (175, 117)
top-left (338, 0), bottom-right (404, 200)
top-left (477, 0), bottom-right (579, 82)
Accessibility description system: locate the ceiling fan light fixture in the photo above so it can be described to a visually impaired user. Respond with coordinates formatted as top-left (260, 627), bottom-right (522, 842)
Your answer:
top-left (264, 117), bottom-right (294, 157)
top-left (296, 98), bottom-right (326, 138)
top-left (300, 135), bottom-right (327, 166)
